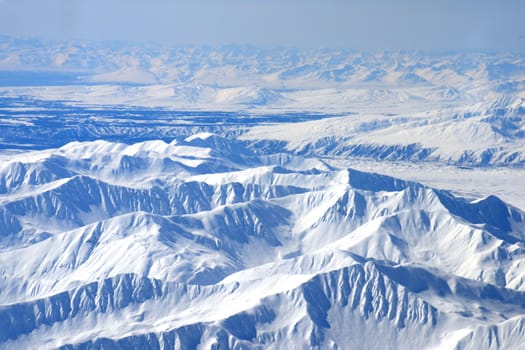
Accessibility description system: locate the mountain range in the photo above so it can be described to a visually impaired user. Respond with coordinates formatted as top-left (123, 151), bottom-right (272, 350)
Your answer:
top-left (1, 134), bottom-right (524, 349)
top-left (1, 36), bottom-right (525, 349)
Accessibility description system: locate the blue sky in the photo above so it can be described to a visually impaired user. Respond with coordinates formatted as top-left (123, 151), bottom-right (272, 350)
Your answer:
top-left (1, 0), bottom-right (524, 51)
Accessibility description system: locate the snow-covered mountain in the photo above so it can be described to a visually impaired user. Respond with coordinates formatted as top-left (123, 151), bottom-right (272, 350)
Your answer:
top-left (1, 134), bottom-right (525, 349)
top-left (1, 36), bottom-right (525, 349)
top-left (2, 36), bottom-right (525, 167)
top-left (242, 96), bottom-right (525, 166)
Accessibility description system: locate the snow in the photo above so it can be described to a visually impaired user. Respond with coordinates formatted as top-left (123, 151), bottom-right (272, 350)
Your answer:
top-left (0, 133), bottom-right (524, 348)
top-left (1, 36), bottom-right (525, 349)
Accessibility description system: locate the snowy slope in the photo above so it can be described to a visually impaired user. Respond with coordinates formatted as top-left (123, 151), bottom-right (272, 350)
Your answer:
top-left (1, 135), bottom-right (525, 349)
top-left (242, 96), bottom-right (525, 166)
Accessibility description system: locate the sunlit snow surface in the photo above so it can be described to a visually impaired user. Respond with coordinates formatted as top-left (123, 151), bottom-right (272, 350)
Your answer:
top-left (1, 37), bottom-right (525, 349)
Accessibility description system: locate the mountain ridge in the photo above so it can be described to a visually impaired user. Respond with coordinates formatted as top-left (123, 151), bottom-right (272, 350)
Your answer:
top-left (1, 136), bottom-right (525, 348)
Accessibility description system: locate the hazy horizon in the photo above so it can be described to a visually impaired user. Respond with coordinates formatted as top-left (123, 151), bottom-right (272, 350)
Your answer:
top-left (1, 0), bottom-right (524, 52)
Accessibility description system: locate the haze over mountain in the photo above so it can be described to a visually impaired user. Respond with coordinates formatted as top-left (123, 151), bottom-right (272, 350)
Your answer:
top-left (1, 0), bottom-right (524, 52)
top-left (1, 37), bottom-right (525, 166)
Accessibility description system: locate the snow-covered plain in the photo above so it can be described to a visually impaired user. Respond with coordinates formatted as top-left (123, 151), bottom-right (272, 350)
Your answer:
top-left (1, 37), bottom-right (525, 349)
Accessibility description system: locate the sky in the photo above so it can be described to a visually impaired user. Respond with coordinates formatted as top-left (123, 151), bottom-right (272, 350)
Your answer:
top-left (0, 0), bottom-right (524, 52)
